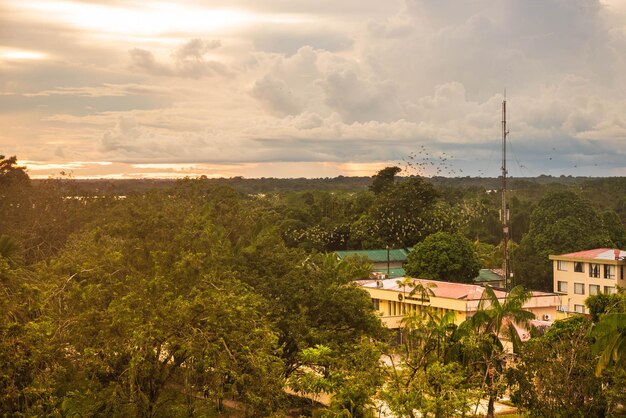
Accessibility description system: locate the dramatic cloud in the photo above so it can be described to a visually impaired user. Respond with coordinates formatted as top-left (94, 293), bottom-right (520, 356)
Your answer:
top-left (130, 39), bottom-right (229, 78)
top-left (1, 0), bottom-right (626, 178)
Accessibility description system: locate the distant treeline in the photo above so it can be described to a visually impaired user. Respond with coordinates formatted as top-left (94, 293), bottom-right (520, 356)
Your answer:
top-left (31, 174), bottom-right (626, 195)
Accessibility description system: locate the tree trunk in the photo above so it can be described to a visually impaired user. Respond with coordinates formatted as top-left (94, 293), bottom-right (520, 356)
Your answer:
top-left (486, 394), bottom-right (495, 418)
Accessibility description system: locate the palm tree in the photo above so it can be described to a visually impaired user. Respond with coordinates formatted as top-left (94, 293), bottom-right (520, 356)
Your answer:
top-left (396, 277), bottom-right (413, 299)
top-left (471, 285), bottom-right (535, 352)
top-left (463, 285), bottom-right (535, 418)
top-left (408, 280), bottom-right (437, 303)
top-left (391, 309), bottom-right (459, 416)
top-left (426, 310), bottom-right (458, 362)
top-left (401, 309), bottom-right (456, 355)
top-left (592, 312), bottom-right (626, 376)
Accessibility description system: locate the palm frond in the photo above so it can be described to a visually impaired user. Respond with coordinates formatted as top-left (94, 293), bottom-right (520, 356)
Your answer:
top-left (592, 312), bottom-right (626, 376)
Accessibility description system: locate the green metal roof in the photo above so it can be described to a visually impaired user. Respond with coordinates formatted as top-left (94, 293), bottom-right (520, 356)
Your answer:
top-left (474, 269), bottom-right (504, 283)
top-left (335, 249), bottom-right (409, 263)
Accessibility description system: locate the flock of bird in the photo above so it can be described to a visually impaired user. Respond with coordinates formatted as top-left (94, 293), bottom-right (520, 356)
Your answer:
top-left (398, 142), bottom-right (590, 178)
top-left (400, 145), bottom-right (465, 177)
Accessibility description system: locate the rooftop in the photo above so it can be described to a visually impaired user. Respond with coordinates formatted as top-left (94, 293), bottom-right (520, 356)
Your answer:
top-left (552, 248), bottom-right (626, 260)
top-left (474, 268), bottom-right (505, 283)
top-left (372, 267), bottom-right (406, 278)
top-left (355, 277), bottom-right (556, 302)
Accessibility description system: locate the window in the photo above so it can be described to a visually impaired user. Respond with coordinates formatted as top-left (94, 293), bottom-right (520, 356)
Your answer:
top-left (589, 285), bottom-right (600, 296)
top-left (574, 283), bottom-right (585, 295)
top-left (574, 262), bottom-right (584, 273)
top-left (604, 286), bottom-right (616, 295)
top-left (557, 281), bottom-right (568, 293)
top-left (604, 264), bottom-right (616, 279)
top-left (557, 260), bottom-right (567, 271)
top-left (372, 299), bottom-right (380, 311)
top-left (574, 304), bottom-right (585, 313)
top-left (589, 263), bottom-right (600, 278)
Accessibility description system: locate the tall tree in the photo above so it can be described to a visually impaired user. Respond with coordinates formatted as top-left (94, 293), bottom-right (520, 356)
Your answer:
top-left (238, 241), bottom-right (384, 376)
top-left (585, 292), bottom-right (626, 322)
top-left (460, 285), bottom-right (534, 418)
top-left (592, 313), bottom-right (626, 377)
top-left (1, 175), bottom-right (95, 264)
top-left (381, 310), bottom-right (477, 418)
top-left (470, 286), bottom-right (535, 353)
top-left (0, 155), bottom-right (29, 186)
top-left (288, 340), bottom-right (383, 417)
top-left (601, 210), bottom-right (626, 249)
top-left (404, 232), bottom-right (481, 283)
top-left (473, 240), bottom-right (502, 269)
top-left (43, 199), bottom-right (286, 416)
top-left (508, 195), bottom-right (534, 244)
top-left (369, 166), bottom-right (401, 195)
top-left (507, 316), bottom-right (609, 417)
top-left (512, 191), bottom-right (612, 291)
top-left (0, 247), bottom-right (58, 415)
top-left (353, 176), bottom-right (439, 248)
top-left (588, 292), bottom-right (626, 377)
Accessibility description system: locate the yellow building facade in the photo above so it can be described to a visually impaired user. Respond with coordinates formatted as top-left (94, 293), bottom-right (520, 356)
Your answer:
top-left (355, 277), bottom-right (560, 329)
top-left (549, 248), bottom-right (626, 315)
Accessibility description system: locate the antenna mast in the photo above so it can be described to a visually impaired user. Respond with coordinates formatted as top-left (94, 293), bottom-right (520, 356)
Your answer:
top-left (501, 91), bottom-right (510, 289)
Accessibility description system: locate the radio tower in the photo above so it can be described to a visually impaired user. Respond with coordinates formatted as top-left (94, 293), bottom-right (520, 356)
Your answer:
top-left (501, 91), bottom-right (510, 289)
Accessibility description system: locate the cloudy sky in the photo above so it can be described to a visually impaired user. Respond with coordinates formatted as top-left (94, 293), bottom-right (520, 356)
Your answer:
top-left (1, 0), bottom-right (626, 178)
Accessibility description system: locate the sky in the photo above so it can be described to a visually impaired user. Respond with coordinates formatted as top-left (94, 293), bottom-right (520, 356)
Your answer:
top-left (1, 0), bottom-right (626, 179)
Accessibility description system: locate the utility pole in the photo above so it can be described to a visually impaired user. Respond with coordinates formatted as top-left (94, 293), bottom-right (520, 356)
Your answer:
top-left (386, 245), bottom-right (390, 277)
top-left (501, 91), bottom-right (510, 289)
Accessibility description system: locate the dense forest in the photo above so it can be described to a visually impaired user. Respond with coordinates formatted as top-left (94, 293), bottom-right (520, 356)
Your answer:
top-left (2, 155), bottom-right (626, 417)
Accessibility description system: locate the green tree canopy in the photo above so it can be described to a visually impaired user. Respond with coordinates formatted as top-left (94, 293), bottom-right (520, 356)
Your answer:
top-left (369, 166), bottom-right (401, 195)
top-left (602, 210), bottom-right (626, 249)
top-left (512, 191), bottom-right (612, 291)
top-left (586, 292), bottom-right (626, 322)
top-left (353, 177), bottom-right (439, 248)
top-left (473, 240), bottom-right (502, 269)
top-left (404, 232), bottom-right (481, 283)
top-left (587, 291), bottom-right (626, 377)
top-left (0, 155), bottom-right (29, 187)
top-left (40, 193), bottom-right (286, 416)
top-left (508, 316), bottom-right (609, 417)
top-left (592, 312), bottom-right (626, 377)
top-left (238, 237), bottom-right (384, 375)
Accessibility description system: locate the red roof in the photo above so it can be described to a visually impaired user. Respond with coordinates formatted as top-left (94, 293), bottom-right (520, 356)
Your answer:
top-left (355, 277), bottom-right (560, 312)
top-left (356, 277), bottom-right (527, 301)
top-left (556, 248), bottom-right (626, 260)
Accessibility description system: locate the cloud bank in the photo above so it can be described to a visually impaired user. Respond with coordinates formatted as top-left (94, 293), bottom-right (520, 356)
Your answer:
top-left (1, 0), bottom-right (626, 178)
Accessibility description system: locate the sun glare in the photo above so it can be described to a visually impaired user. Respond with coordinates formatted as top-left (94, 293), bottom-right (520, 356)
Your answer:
top-left (16, 1), bottom-right (302, 37)
top-left (334, 162), bottom-right (395, 177)
top-left (0, 48), bottom-right (47, 61)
